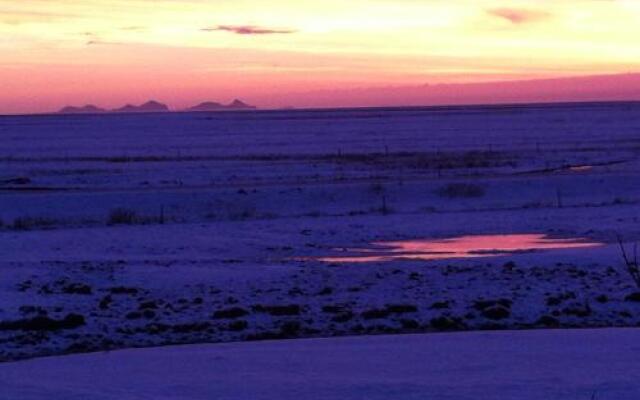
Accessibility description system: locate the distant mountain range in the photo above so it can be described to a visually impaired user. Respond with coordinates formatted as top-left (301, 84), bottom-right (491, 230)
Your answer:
top-left (58, 99), bottom-right (256, 114)
top-left (58, 105), bottom-right (107, 114)
top-left (113, 100), bottom-right (169, 114)
top-left (186, 99), bottom-right (256, 112)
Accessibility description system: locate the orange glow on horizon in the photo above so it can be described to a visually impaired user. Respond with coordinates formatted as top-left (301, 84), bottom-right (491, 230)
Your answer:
top-left (1, 0), bottom-right (640, 113)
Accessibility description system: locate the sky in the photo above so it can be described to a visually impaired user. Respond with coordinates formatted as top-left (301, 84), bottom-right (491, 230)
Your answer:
top-left (1, 0), bottom-right (640, 113)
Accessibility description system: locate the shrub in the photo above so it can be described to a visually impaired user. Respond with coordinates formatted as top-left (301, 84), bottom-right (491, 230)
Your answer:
top-left (618, 238), bottom-right (640, 288)
top-left (436, 183), bottom-right (485, 198)
top-left (10, 217), bottom-right (56, 231)
top-left (369, 183), bottom-right (385, 194)
top-left (108, 208), bottom-right (137, 225)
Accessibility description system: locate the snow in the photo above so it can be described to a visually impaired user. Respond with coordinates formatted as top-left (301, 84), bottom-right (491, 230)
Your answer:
top-left (1, 328), bottom-right (638, 399)
top-left (1, 102), bottom-right (640, 361)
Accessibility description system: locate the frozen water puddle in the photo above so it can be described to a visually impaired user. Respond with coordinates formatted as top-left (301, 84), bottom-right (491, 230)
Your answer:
top-left (314, 234), bottom-right (602, 263)
top-left (568, 165), bottom-right (593, 172)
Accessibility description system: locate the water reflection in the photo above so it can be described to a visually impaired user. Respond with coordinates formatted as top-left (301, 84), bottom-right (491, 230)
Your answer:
top-left (569, 165), bottom-right (593, 172)
top-left (316, 234), bottom-right (601, 263)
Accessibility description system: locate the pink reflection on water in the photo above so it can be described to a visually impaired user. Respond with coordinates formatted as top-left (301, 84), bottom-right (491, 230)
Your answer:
top-left (569, 165), bottom-right (593, 172)
top-left (316, 234), bottom-right (602, 263)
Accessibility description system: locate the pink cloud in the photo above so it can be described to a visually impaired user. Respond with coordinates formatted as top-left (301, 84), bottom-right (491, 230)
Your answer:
top-left (488, 8), bottom-right (550, 24)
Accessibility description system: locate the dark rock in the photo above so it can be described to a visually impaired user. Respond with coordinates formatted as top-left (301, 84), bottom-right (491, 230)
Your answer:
top-left (213, 307), bottom-right (249, 319)
top-left (481, 306), bottom-right (510, 320)
top-left (1, 177), bottom-right (31, 185)
top-left (322, 305), bottom-right (349, 314)
top-left (125, 311), bottom-right (142, 320)
top-left (331, 312), bottom-right (354, 323)
top-left (0, 313), bottom-right (84, 331)
top-left (503, 261), bottom-right (517, 270)
top-left (429, 301), bottom-right (450, 310)
top-left (138, 301), bottom-right (158, 310)
top-left (478, 322), bottom-right (506, 330)
top-left (562, 304), bottom-right (591, 317)
top-left (317, 287), bottom-right (333, 296)
top-left (361, 308), bottom-right (390, 320)
top-left (279, 321), bottom-right (301, 337)
top-left (624, 292), bottom-right (640, 302)
top-left (144, 323), bottom-right (169, 334)
top-left (619, 311), bottom-right (632, 318)
top-left (172, 322), bottom-right (211, 333)
top-left (546, 297), bottom-right (562, 306)
top-left (473, 299), bottom-right (512, 311)
top-left (253, 304), bottom-right (301, 316)
top-left (62, 283), bottom-right (92, 295)
top-left (546, 292), bottom-right (576, 306)
top-left (536, 315), bottom-right (560, 327)
top-left (99, 295), bottom-right (112, 310)
top-left (408, 272), bottom-right (422, 281)
top-left (386, 304), bottom-right (418, 314)
top-left (109, 287), bottom-right (139, 295)
top-left (19, 306), bottom-right (47, 316)
top-left (429, 317), bottom-right (461, 331)
top-left (226, 320), bottom-right (248, 331)
top-left (400, 319), bottom-right (420, 330)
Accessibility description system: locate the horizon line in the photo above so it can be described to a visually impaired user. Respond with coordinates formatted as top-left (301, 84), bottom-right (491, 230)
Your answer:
top-left (3, 98), bottom-right (640, 118)
top-left (3, 71), bottom-right (640, 116)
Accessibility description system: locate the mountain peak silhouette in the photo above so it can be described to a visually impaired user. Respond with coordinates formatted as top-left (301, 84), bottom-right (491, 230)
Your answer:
top-left (58, 105), bottom-right (106, 114)
top-left (228, 99), bottom-right (254, 109)
top-left (186, 99), bottom-right (256, 112)
top-left (113, 100), bottom-right (169, 113)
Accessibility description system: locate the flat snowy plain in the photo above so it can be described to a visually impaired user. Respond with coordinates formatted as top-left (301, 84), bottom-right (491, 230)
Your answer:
top-left (1, 102), bottom-right (640, 396)
top-left (1, 328), bottom-right (638, 400)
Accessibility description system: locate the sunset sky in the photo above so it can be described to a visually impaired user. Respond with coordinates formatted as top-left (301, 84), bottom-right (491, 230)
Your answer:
top-left (2, 0), bottom-right (640, 113)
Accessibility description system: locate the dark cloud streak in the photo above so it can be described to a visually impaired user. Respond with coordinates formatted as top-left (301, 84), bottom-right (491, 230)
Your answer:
top-left (121, 26), bottom-right (147, 32)
top-left (202, 25), bottom-right (296, 35)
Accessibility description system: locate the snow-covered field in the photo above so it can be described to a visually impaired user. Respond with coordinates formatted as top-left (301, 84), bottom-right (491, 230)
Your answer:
top-left (1, 102), bottom-right (640, 362)
top-left (1, 328), bottom-right (639, 400)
